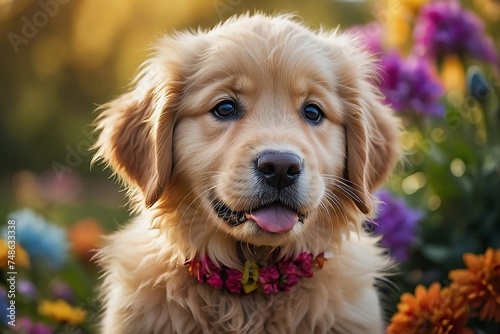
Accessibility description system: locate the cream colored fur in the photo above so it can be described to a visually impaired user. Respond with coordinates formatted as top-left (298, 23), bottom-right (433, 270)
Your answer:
top-left (94, 13), bottom-right (400, 334)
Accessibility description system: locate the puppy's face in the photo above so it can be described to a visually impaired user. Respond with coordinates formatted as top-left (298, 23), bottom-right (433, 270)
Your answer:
top-left (94, 15), bottom-right (399, 250)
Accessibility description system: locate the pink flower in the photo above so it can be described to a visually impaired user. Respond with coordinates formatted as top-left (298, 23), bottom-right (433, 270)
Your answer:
top-left (258, 265), bottom-right (280, 295)
top-left (258, 265), bottom-right (280, 283)
top-left (347, 22), bottom-right (384, 55)
top-left (224, 269), bottom-right (243, 293)
top-left (201, 256), bottom-right (220, 273)
top-left (206, 272), bottom-right (224, 289)
top-left (187, 256), bottom-right (223, 284)
top-left (262, 282), bottom-right (279, 294)
top-left (279, 275), bottom-right (300, 292)
top-left (294, 252), bottom-right (314, 278)
top-left (187, 251), bottom-right (323, 294)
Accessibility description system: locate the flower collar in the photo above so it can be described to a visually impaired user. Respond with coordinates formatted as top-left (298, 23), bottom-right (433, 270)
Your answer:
top-left (185, 252), bottom-right (328, 295)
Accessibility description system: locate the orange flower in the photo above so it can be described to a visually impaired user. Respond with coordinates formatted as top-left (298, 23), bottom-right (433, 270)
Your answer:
top-left (387, 282), bottom-right (472, 334)
top-left (68, 218), bottom-right (103, 263)
top-left (449, 248), bottom-right (500, 322)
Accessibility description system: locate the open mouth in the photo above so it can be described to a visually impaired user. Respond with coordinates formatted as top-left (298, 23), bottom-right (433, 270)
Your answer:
top-left (213, 198), bottom-right (306, 234)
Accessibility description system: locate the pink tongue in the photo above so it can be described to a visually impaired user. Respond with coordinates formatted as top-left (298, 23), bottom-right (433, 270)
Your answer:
top-left (246, 205), bottom-right (298, 234)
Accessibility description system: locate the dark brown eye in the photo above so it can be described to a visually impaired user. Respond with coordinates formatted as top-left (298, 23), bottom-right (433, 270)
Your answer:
top-left (212, 100), bottom-right (238, 119)
top-left (303, 104), bottom-right (323, 124)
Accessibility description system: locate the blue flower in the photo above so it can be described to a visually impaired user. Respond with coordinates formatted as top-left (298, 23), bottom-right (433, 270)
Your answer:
top-left (3, 209), bottom-right (69, 269)
top-left (0, 288), bottom-right (8, 326)
top-left (414, 0), bottom-right (498, 64)
top-left (378, 51), bottom-right (445, 117)
top-left (368, 189), bottom-right (422, 262)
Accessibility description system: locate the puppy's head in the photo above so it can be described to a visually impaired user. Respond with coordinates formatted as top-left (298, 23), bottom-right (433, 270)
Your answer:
top-left (94, 14), bottom-right (400, 255)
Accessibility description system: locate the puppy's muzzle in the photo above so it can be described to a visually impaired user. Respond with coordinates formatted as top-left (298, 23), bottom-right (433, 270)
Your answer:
top-left (256, 151), bottom-right (302, 190)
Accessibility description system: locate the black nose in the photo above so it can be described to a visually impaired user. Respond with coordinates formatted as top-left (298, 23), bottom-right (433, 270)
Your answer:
top-left (256, 151), bottom-right (302, 190)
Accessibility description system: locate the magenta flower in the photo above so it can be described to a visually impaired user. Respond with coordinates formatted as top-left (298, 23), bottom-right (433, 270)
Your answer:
top-left (378, 52), bottom-right (445, 117)
top-left (18, 317), bottom-right (52, 334)
top-left (262, 282), bottom-right (279, 295)
top-left (277, 262), bottom-right (300, 291)
top-left (368, 189), bottom-right (422, 262)
top-left (202, 256), bottom-right (220, 272)
top-left (207, 272), bottom-right (224, 289)
top-left (294, 252), bottom-right (314, 278)
top-left (186, 252), bottom-right (325, 294)
top-left (258, 265), bottom-right (280, 295)
top-left (414, 0), bottom-right (498, 63)
top-left (224, 269), bottom-right (243, 293)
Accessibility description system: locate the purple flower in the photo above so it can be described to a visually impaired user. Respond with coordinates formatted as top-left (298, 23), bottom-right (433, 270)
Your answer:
top-left (414, 0), bottom-right (498, 63)
top-left (224, 269), bottom-right (243, 293)
top-left (369, 189), bottom-right (422, 262)
top-left (18, 280), bottom-right (37, 300)
top-left (50, 281), bottom-right (74, 303)
top-left (18, 317), bottom-right (52, 334)
top-left (347, 22), bottom-right (384, 55)
top-left (378, 52), bottom-right (445, 117)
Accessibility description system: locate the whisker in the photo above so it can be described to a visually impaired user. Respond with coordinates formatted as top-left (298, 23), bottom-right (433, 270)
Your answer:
top-left (322, 174), bottom-right (369, 208)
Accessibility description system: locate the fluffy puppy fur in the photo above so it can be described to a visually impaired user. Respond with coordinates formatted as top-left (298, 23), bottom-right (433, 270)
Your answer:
top-left (93, 13), bottom-right (400, 334)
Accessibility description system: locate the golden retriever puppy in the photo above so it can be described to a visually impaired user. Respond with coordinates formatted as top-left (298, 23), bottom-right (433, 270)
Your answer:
top-left (93, 13), bottom-right (400, 334)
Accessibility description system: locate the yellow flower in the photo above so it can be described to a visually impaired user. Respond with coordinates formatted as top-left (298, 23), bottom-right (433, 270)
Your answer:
top-left (449, 248), bottom-right (500, 322)
top-left (241, 260), bottom-right (259, 293)
top-left (382, 0), bottom-right (429, 52)
top-left (387, 282), bottom-right (472, 334)
top-left (39, 299), bottom-right (86, 324)
top-left (473, 0), bottom-right (500, 22)
top-left (0, 239), bottom-right (30, 268)
top-left (401, 0), bottom-right (429, 14)
top-left (385, 11), bottom-right (412, 52)
top-left (440, 55), bottom-right (466, 94)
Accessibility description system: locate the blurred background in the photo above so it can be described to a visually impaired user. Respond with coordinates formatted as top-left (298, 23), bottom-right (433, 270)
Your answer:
top-left (1, 0), bottom-right (499, 333)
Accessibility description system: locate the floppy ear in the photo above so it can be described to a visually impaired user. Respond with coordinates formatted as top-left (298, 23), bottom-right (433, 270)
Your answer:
top-left (343, 87), bottom-right (400, 214)
top-left (330, 35), bottom-right (400, 214)
top-left (93, 58), bottom-right (180, 208)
